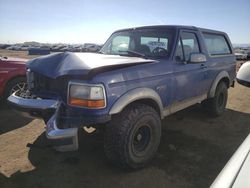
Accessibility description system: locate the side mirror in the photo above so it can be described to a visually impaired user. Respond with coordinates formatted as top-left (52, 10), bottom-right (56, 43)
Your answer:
top-left (237, 61), bottom-right (250, 87)
top-left (189, 53), bottom-right (207, 64)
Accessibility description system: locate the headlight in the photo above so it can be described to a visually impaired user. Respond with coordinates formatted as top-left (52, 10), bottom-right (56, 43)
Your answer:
top-left (68, 82), bottom-right (106, 108)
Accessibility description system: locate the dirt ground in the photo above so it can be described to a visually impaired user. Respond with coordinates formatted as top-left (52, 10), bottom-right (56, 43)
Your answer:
top-left (0, 50), bottom-right (250, 188)
top-left (0, 49), bottom-right (41, 59)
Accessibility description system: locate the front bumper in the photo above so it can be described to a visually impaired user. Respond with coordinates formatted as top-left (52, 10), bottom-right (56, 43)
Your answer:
top-left (7, 93), bottom-right (59, 118)
top-left (8, 93), bottom-right (78, 151)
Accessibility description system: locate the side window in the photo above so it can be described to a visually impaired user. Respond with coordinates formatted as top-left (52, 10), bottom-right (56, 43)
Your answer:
top-left (175, 32), bottom-right (200, 61)
top-left (175, 40), bottom-right (184, 61)
top-left (180, 32), bottom-right (200, 61)
top-left (111, 36), bottom-right (130, 54)
top-left (203, 33), bottom-right (231, 56)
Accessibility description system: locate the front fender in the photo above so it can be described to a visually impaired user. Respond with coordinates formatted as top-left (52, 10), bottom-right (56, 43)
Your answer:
top-left (109, 87), bottom-right (164, 118)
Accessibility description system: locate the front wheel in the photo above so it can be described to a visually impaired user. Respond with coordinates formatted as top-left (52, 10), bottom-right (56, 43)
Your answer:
top-left (202, 81), bottom-right (228, 116)
top-left (104, 103), bottom-right (161, 169)
top-left (4, 77), bottom-right (27, 100)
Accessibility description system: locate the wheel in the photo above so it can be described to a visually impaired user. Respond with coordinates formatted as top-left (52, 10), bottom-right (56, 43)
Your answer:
top-left (202, 81), bottom-right (228, 116)
top-left (4, 77), bottom-right (27, 100)
top-left (104, 103), bottom-right (161, 169)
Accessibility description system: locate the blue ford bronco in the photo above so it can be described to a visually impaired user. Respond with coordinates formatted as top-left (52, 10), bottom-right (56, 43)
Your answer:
top-left (8, 25), bottom-right (236, 169)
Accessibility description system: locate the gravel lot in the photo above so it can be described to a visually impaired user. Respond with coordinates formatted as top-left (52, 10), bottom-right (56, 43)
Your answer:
top-left (0, 50), bottom-right (250, 188)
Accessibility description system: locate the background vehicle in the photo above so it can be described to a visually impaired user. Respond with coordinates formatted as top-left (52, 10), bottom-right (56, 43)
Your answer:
top-left (212, 61), bottom-right (250, 187)
top-left (235, 50), bottom-right (248, 60)
top-left (82, 43), bottom-right (101, 52)
top-left (8, 25), bottom-right (236, 169)
top-left (0, 56), bottom-right (27, 100)
top-left (237, 61), bottom-right (250, 87)
top-left (247, 50), bottom-right (250, 59)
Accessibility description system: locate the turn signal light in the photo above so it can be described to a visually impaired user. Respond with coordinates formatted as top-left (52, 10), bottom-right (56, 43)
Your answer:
top-left (69, 98), bottom-right (105, 108)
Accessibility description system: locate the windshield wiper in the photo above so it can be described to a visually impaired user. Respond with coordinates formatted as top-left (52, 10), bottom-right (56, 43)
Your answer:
top-left (118, 50), bottom-right (148, 59)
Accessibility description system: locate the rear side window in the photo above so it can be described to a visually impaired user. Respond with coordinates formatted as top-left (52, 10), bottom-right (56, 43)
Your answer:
top-left (203, 33), bottom-right (231, 56)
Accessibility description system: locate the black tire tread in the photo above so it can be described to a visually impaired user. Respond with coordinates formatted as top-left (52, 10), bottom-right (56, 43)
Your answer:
top-left (202, 81), bottom-right (228, 116)
top-left (104, 103), bottom-right (161, 169)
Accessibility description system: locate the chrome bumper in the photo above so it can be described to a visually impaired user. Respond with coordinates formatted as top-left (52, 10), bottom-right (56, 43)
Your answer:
top-left (8, 93), bottom-right (78, 151)
top-left (7, 93), bottom-right (59, 118)
top-left (46, 110), bottom-right (78, 151)
top-left (8, 93), bottom-right (59, 109)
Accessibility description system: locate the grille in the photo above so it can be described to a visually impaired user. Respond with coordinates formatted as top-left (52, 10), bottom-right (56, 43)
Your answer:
top-left (26, 69), bottom-right (35, 90)
top-left (27, 71), bottom-right (68, 93)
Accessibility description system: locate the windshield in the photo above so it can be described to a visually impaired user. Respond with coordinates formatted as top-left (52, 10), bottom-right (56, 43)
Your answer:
top-left (100, 28), bottom-right (175, 59)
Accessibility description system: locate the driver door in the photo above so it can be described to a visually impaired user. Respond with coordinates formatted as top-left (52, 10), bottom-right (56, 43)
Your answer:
top-left (173, 30), bottom-right (208, 102)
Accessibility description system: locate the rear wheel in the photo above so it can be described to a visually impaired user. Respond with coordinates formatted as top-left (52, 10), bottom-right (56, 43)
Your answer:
top-left (202, 81), bottom-right (228, 116)
top-left (104, 103), bottom-right (161, 169)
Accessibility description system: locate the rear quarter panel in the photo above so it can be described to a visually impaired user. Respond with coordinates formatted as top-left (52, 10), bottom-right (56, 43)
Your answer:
top-left (198, 30), bottom-right (236, 90)
top-left (206, 55), bottom-right (236, 88)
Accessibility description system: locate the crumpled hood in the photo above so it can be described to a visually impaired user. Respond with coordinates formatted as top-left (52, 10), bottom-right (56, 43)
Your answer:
top-left (27, 52), bottom-right (156, 79)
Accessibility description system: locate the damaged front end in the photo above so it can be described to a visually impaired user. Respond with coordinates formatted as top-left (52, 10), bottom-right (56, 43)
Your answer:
top-left (8, 92), bottom-right (79, 151)
top-left (7, 66), bottom-right (82, 152)
top-left (7, 68), bottom-right (110, 152)
top-left (7, 52), bottom-right (154, 152)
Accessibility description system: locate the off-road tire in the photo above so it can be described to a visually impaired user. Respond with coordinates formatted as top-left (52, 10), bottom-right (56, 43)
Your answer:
top-left (202, 81), bottom-right (228, 116)
top-left (104, 103), bottom-right (161, 169)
